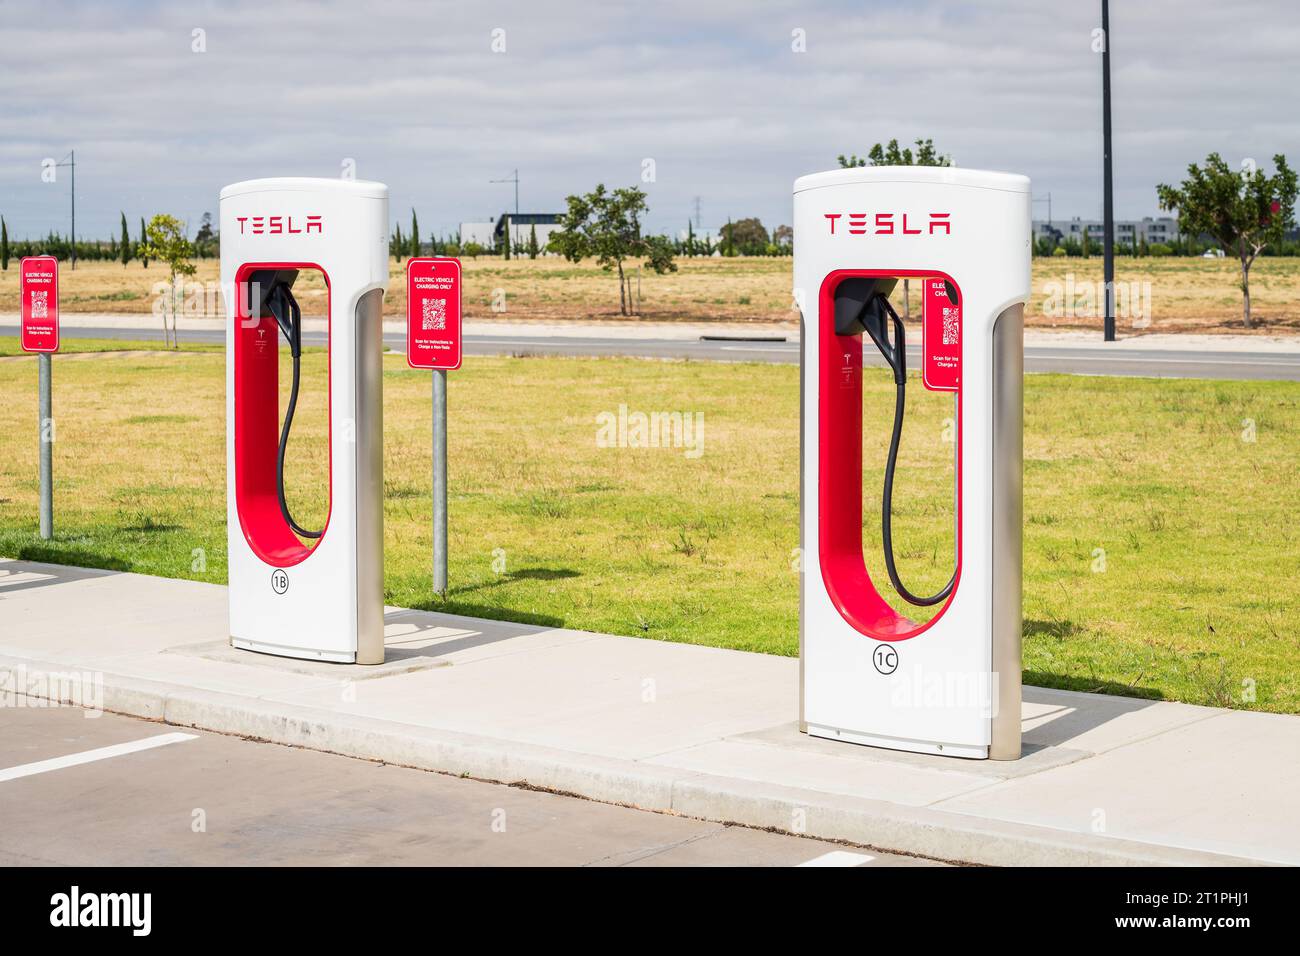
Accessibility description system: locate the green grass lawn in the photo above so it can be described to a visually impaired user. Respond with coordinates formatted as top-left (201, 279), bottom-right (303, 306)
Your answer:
top-left (1, 339), bottom-right (1296, 713)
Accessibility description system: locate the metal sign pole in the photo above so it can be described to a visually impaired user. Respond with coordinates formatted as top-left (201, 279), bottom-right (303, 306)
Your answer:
top-left (432, 368), bottom-right (448, 596)
top-left (1101, 0), bottom-right (1116, 342)
top-left (406, 256), bottom-right (461, 600)
top-left (38, 352), bottom-right (53, 539)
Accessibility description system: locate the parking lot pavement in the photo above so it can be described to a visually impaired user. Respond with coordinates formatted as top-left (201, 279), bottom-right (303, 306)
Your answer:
top-left (0, 705), bottom-right (943, 867)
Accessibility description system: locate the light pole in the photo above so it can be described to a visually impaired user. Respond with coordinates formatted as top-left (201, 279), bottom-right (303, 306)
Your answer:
top-left (1032, 193), bottom-right (1053, 251)
top-left (490, 169), bottom-right (519, 249)
top-left (1101, 0), bottom-right (1116, 341)
top-left (55, 151), bottom-right (76, 270)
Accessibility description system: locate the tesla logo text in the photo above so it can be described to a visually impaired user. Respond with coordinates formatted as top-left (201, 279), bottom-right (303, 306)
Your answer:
top-left (824, 212), bottom-right (950, 236)
top-left (237, 215), bottom-right (323, 235)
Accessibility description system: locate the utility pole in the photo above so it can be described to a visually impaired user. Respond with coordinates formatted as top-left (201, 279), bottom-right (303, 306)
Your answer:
top-left (1032, 192), bottom-right (1052, 232)
top-left (1032, 193), bottom-right (1053, 249)
top-left (1101, 0), bottom-right (1116, 341)
top-left (55, 151), bottom-right (76, 270)
top-left (490, 169), bottom-right (519, 247)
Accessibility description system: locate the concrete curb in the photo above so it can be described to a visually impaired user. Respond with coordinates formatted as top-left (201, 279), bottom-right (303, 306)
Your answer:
top-left (3, 652), bottom-right (1262, 867)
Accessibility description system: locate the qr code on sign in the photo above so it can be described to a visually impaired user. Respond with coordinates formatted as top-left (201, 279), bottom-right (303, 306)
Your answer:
top-left (942, 307), bottom-right (958, 345)
top-left (421, 298), bottom-right (446, 331)
top-left (31, 291), bottom-right (48, 319)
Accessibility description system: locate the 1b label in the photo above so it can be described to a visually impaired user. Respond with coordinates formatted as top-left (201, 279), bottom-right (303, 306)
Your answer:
top-left (271, 569), bottom-right (289, 594)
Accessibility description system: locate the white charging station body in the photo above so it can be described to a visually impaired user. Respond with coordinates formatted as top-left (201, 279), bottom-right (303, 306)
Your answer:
top-left (794, 166), bottom-right (1029, 759)
top-left (220, 177), bottom-right (388, 664)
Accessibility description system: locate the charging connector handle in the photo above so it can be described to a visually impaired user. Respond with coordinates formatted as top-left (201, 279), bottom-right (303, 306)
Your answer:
top-left (862, 293), bottom-right (956, 607)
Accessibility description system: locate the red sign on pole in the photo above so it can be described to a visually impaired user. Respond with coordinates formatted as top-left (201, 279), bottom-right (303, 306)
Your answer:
top-left (921, 276), bottom-right (961, 392)
top-left (406, 257), bottom-right (462, 370)
top-left (20, 256), bottom-right (60, 353)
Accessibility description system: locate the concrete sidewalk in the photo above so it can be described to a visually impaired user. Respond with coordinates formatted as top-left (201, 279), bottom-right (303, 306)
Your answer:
top-left (2, 558), bottom-right (1295, 866)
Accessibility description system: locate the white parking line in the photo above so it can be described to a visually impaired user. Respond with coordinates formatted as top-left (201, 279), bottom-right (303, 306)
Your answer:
top-left (0, 732), bottom-right (198, 783)
top-left (797, 850), bottom-right (876, 867)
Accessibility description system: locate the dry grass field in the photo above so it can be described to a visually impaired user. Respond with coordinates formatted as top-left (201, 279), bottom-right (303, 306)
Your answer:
top-left (3, 254), bottom-right (1299, 333)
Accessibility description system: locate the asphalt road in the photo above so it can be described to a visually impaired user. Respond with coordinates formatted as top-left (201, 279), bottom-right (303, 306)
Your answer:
top-left (5, 324), bottom-right (1299, 380)
top-left (0, 706), bottom-right (937, 867)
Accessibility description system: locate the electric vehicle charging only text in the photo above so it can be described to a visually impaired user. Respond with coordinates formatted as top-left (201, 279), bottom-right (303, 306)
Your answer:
top-left (794, 166), bottom-right (1029, 759)
top-left (221, 178), bottom-right (389, 664)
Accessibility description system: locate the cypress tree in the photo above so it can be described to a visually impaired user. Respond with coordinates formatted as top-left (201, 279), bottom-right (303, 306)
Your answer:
top-left (410, 210), bottom-right (420, 258)
top-left (120, 212), bottom-right (131, 267)
top-left (140, 217), bottom-right (149, 268)
top-left (503, 218), bottom-right (512, 260)
top-left (1, 216), bottom-right (8, 271)
top-left (528, 223), bottom-right (538, 259)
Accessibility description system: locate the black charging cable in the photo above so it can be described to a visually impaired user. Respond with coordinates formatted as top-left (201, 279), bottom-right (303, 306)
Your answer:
top-left (860, 293), bottom-right (956, 607)
top-left (264, 283), bottom-right (323, 540)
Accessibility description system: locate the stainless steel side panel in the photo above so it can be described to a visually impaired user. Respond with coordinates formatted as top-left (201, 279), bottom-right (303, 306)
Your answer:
top-left (989, 303), bottom-right (1024, 759)
top-left (798, 306), bottom-right (807, 733)
top-left (354, 288), bottom-right (385, 664)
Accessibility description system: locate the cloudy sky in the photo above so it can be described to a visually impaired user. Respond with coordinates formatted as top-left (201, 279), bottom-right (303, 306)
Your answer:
top-left (2, 0), bottom-right (1296, 241)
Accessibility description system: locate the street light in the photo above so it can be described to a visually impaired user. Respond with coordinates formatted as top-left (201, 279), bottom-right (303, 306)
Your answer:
top-left (490, 169), bottom-right (520, 251)
top-left (54, 151), bottom-right (76, 270)
top-left (1101, 0), bottom-right (1115, 341)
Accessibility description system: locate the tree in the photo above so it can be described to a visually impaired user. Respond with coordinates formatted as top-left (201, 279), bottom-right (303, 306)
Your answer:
top-left (392, 222), bottom-right (404, 262)
top-left (142, 214), bottom-right (196, 348)
top-left (719, 217), bottom-right (769, 255)
top-left (463, 242), bottom-right (484, 260)
top-left (139, 217), bottom-right (149, 268)
top-left (194, 212), bottom-right (215, 258)
top-left (1, 217), bottom-right (8, 271)
top-left (836, 139), bottom-right (952, 319)
top-left (502, 218), bottom-right (511, 260)
top-left (120, 213), bottom-right (131, 267)
top-left (838, 138), bottom-right (952, 169)
top-left (409, 209), bottom-right (420, 259)
top-left (1158, 153), bottom-right (1297, 328)
top-left (772, 224), bottom-right (793, 248)
top-left (528, 223), bottom-right (539, 259)
top-left (685, 221), bottom-right (696, 257)
top-left (550, 183), bottom-right (677, 315)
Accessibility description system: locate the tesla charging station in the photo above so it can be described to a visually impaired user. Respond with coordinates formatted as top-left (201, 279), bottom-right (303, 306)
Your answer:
top-left (221, 178), bottom-right (389, 664)
top-left (794, 166), bottom-right (1029, 759)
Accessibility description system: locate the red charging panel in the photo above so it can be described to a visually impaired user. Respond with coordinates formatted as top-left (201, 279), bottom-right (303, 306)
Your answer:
top-left (817, 269), bottom-right (962, 642)
top-left (232, 263), bottom-right (332, 567)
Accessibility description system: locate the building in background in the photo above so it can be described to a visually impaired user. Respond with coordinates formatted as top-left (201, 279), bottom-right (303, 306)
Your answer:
top-left (1033, 216), bottom-right (1181, 247)
top-left (458, 220), bottom-right (497, 250)
top-left (459, 214), bottom-right (563, 252)
top-left (495, 213), bottom-right (563, 252)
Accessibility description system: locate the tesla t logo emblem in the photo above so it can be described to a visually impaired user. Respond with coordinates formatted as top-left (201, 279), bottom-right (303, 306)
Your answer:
top-left (824, 212), bottom-right (951, 236)
top-left (872, 645), bottom-right (899, 675)
top-left (271, 569), bottom-right (289, 594)
top-left (237, 215), bottom-right (323, 235)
